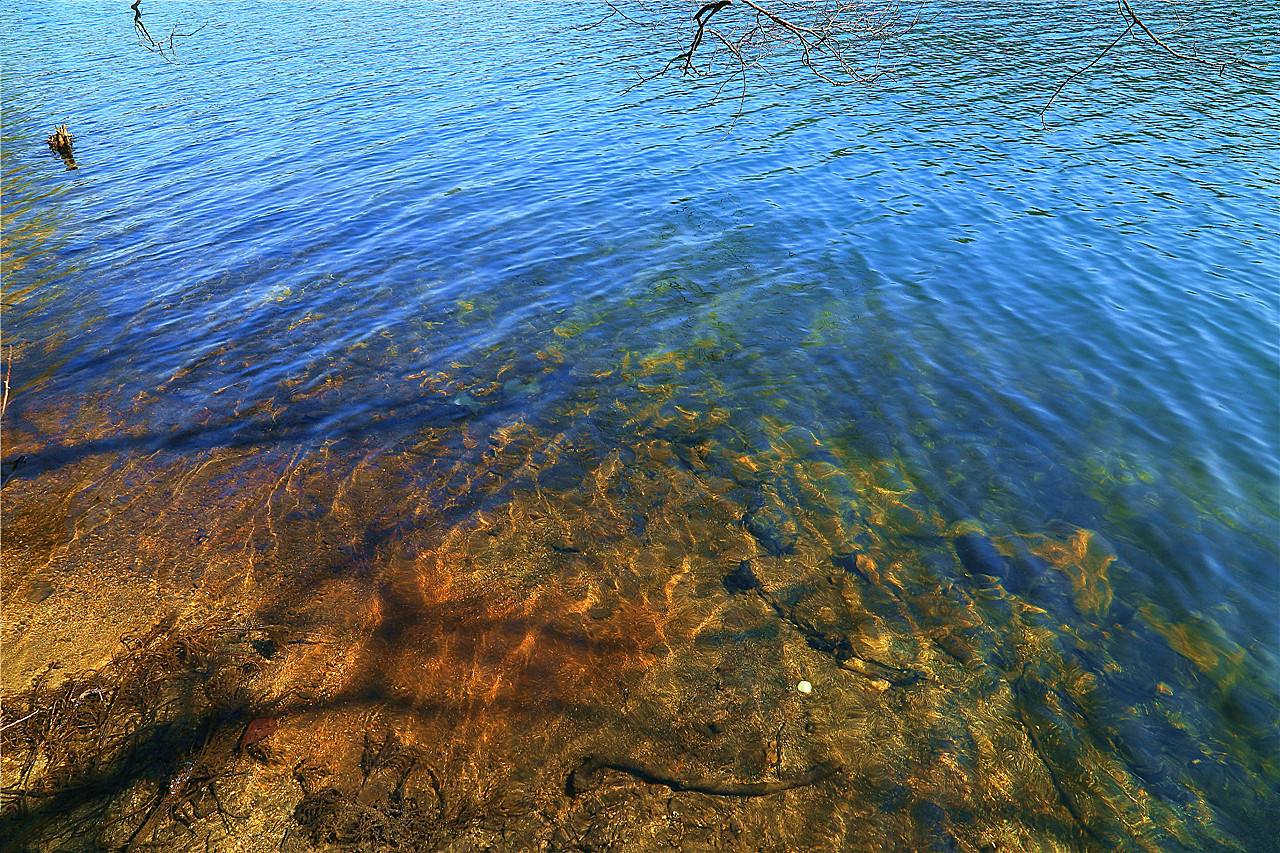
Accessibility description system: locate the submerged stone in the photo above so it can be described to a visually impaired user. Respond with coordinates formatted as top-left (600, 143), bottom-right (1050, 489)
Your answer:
top-left (723, 560), bottom-right (761, 595)
top-left (831, 551), bottom-right (867, 581)
top-left (742, 494), bottom-right (798, 557)
top-left (953, 533), bottom-right (1009, 582)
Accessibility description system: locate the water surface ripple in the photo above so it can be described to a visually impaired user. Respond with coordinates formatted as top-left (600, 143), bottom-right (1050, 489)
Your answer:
top-left (2, 1), bottom-right (1278, 849)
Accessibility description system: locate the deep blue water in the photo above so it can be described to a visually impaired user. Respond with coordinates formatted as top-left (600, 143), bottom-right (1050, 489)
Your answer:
top-left (2, 0), bottom-right (1278, 847)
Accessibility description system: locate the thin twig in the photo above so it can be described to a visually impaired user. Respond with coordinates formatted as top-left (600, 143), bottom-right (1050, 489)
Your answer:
top-left (0, 346), bottom-right (14, 423)
top-left (1040, 20), bottom-right (1135, 128)
top-left (1040, 0), bottom-right (1266, 123)
top-left (130, 0), bottom-right (203, 61)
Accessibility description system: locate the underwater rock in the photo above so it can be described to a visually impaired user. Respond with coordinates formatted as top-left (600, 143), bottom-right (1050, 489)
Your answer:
top-left (742, 493), bottom-right (797, 557)
top-left (911, 800), bottom-right (954, 848)
top-left (723, 560), bottom-right (761, 595)
top-left (953, 533), bottom-right (1009, 583)
top-left (452, 392), bottom-right (480, 411)
top-left (831, 551), bottom-right (870, 582)
top-left (237, 717), bottom-right (279, 755)
top-left (1, 453), bottom-right (27, 486)
top-left (500, 377), bottom-right (540, 398)
top-left (1105, 715), bottom-right (1187, 805)
top-left (1003, 541), bottom-right (1052, 597)
top-left (24, 578), bottom-right (55, 604)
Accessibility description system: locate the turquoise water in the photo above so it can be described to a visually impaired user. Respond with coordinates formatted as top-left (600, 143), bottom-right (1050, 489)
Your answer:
top-left (3, 0), bottom-right (1278, 848)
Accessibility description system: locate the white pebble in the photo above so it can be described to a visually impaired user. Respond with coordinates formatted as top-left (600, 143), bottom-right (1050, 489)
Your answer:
top-left (796, 680), bottom-right (813, 695)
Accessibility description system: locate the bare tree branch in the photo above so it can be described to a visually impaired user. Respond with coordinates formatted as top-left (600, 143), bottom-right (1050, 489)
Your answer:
top-left (1039, 20), bottom-right (1136, 127)
top-left (1039, 0), bottom-right (1266, 125)
top-left (606, 1), bottom-right (1266, 128)
top-left (1118, 0), bottom-right (1264, 72)
top-left (130, 0), bottom-right (203, 62)
top-left (607, 0), bottom-right (914, 128)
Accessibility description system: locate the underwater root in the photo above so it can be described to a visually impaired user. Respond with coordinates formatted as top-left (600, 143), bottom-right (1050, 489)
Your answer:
top-left (0, 618), bottom-right (275, 849)
top-left (724, 560), bottom-right (925, 687)
top-left (565, 755), bottom-right (841, 798)
top-left (288, 730), bottom-right (522, 850)
top-left (1011, 668), bottom-right (1106, 845)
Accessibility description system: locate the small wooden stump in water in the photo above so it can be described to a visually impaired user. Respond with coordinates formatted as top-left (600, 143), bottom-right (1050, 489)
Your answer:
top-left (46, 124), bottom-right (77, 170)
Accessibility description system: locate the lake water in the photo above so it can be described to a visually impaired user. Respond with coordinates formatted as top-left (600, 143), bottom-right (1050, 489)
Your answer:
top-left (2, 1), bottom-right (1278, 850)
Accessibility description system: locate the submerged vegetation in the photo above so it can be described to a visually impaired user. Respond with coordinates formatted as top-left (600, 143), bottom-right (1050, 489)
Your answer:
top-left (2, 294), bottom-right (1275, 847)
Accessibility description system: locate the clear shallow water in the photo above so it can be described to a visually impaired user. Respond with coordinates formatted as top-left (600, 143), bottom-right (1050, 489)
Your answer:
top-left (2, 1), bottom-right (1278, 849)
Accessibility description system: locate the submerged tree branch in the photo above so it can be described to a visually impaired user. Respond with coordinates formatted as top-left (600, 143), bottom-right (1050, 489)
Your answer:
top-left (567, 754), bottom-right (841, 797)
